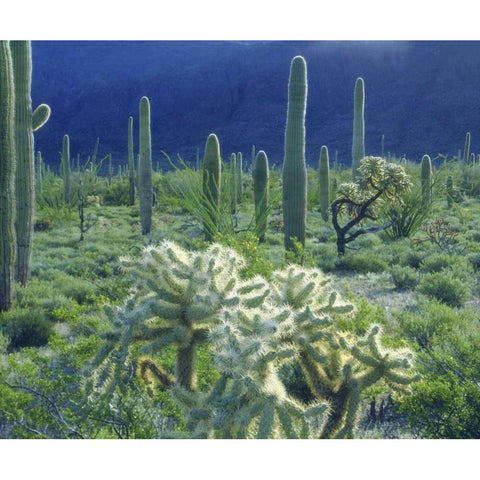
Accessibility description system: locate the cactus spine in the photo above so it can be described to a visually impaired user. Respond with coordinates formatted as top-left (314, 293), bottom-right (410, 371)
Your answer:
top-left (463, 132), bottom-right (471, 164)
top-left (352, 77), bottom-right (365, 179)
top-left (138, 96), bottom-right (153, 235)
top-left (318, 145), bottom-right (330, 222)
top-left (128, 116), bottom-right (135, 205)
top-left (0, 41), bottom-right (16, 311)
top-left (253, 150), bottom-right (269, 242)
top-left (202, 133), bottom-right (221, 241)
top-left (421, 154), bottom-right (432, 206)
top-left (282, 55), bottom-right (308, 254)
top-left (61, 134), bottom-right (71, 202)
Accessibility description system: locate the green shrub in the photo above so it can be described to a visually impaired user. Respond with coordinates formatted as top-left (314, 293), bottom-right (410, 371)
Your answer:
top-left (389, 265), bottom-right (419, 290)
top-left (420, 252), bottom-right (463, 273)
top-left (335, 253), bottom-right (388, 274)
top-left (398, 372), bottom-right (480, 439)
top-left (0, 308), bottom-right (53, 349)
top-left (395, 298), bottom-right (460, 348)
top-left (418, 272), bottom-right (469, 308)
top-left (399, 249), bottom-right (428, 269)
top-left (467, 252), bottom-right (480, 271)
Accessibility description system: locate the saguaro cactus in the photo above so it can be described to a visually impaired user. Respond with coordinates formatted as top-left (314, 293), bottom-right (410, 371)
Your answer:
top-left (463, 132), bottom-right (471, 164)
top-left (11, 41), bottom-right (50, 286)
top-left (230, 153), bottom-right (237, 214)
top-left (318, 145), bottom-right (330, 222)
top-left (253, 150), bottom-right (269, 242)
top-left (0, 41), bottom-right (17, 311)
top-left (236, 151), bottom-right (243, 204)
top-left (61, 134), bottom-right (71, 202)
top-left (421, 154), bottom-right (432, 206)
top-left (128, 116), bottom-right (135, 205)
top-left (138, 96), bottom-right (153, 235)
top-left (282, 55), bottom-right (308, 254)
top-left (202, 133), bottom-right (222, 241)
top-left (446, 175), bottom-right (453, 208)
top-left (352, 77), bottom-right (365, 179)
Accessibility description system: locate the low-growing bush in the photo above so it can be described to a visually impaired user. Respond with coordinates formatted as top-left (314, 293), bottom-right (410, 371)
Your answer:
top-left (389, 265), bottom-right (419, 290)
top-left (335, 253), bottom-right (388, 274)
top-left (0, 308), bottom-right (53, 350)
top-left (418, 272), bottom-right (470, 307)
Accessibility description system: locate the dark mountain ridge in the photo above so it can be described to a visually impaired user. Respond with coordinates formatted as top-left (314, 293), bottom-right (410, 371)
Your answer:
top-left (31, 40), bottom-right (480, 171)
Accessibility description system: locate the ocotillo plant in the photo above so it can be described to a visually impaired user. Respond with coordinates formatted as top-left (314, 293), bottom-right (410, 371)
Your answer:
top-left (318, 145), bottom-right (330, 222)
top-left (236, 151), bottom-right (243, 204)
top-left (138, 96), bottom-right (153, 235)
top-left (282, 55), bottom-right (308, 255)
top-left (61, 134), bottom-right (71, 202)
top-left (202, 133), bottom-right (222, 241)
top-left (421, 154), bottom-right (432, 206)
top-left (381, 134), bottom-right (385, 159)
top-left (128, 116), bottom-right (135, 205)
top-left (0, 41), bottom-right (16, 312)
top-left (253, 150), bottom-right (269, 242)
top-left (11, 41), bottom-right (50, 286)
top-left (352, 77), bottom-right (365, 179)
top-left (463, 132), bottom-right (471, 164)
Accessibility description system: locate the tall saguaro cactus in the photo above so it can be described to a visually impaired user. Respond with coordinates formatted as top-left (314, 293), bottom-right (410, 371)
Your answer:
top-left (236, 151), bottom-right (243, 204)
top-left (202, 133), bottom-right (222, 241)
top-left (139, 96), bottom-right (153, 235)
top-left (230, 153), bottom-right (237, 214)
top-left (10, 41), bottom-right (50, 286)
top-left (282, 55), bottom-right (308, 254)
top-left (352, 77), bottom-right (365, 179)
top-left (421, 154), bottom-right (432, 206)
top-left (0, 41), bottom-right (17, 311)
top-left (318, 145), bottom-right (330, 222)
top-left (128, 116), bottom-right (135, 206)
top-left (253, 150), bottom-right (269, 242)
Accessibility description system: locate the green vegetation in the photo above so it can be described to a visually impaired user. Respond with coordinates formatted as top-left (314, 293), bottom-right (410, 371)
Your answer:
top-left (1, 47), bottom-right (480, 439)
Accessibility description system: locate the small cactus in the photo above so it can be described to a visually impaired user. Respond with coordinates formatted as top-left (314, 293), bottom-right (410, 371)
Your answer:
top-left (446, 175), bottom-right (453, 208)
top-left (463, 132), bottom-right (471, 164)
top-left (61, 134), bottom-right (71, 202)
top-left (128, 116), bottom-right (135, 205)
top-left (421, 154), bottom-right (432, 206)
top-left (202, 133), bottom-right (222, 241)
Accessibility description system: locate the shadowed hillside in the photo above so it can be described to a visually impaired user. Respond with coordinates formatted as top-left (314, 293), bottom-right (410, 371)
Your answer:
top-left (32, 40), bottom-right (480, 171)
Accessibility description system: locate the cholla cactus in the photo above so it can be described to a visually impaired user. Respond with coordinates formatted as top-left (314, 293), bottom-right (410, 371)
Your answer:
top-left (90, 241), bottom-right (253, 392)
top-left (89, 241), bottom-right (419, 439)
top-left (171, 304), bottom-right (329, 439)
